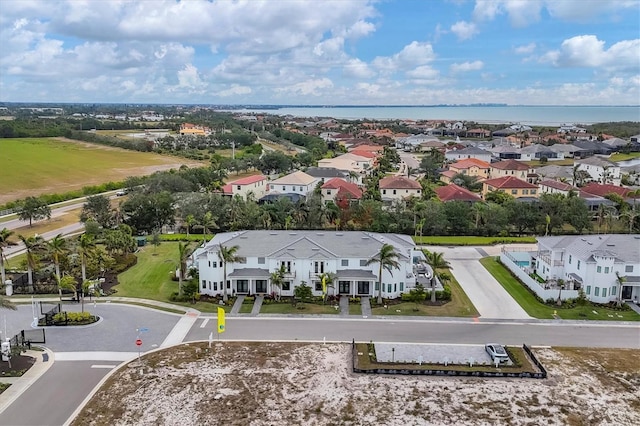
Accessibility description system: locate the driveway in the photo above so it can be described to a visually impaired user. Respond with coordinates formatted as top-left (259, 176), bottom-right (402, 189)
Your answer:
top-left (426, 246), bottom-right (531, 319)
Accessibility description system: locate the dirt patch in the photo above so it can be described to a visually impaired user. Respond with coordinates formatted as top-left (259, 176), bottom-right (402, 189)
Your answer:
top-left (72, 343), bottom-right (640, 426)
top-left (0, 354), bottom-right (36, 377)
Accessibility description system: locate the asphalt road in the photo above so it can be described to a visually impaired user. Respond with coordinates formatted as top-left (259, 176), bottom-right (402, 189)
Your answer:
top-left (0, 361), bottom-right (112, 426)
top-left (184, 317), bottom-right (640, 349)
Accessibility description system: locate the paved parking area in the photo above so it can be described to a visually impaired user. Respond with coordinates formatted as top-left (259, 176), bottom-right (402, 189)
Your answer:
top-left (375, 343), bottom-right (512, 366)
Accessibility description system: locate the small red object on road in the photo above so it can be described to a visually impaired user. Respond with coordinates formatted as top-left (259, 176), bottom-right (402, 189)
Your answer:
top-left (136, 338), bottom-right (142, 346)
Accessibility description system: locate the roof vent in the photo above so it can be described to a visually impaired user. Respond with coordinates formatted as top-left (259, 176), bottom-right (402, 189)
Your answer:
top-left (270, 232), bottom-right (278, 235)
top-left (606, 244), bottom-right (615, 247)
top-left (361, 237), bottom-right (370, 240)
top-left (289, 233), bottom-right (297, 235)
top-left (336, 233), bottom-right (343, 236)
top-left (316, 233), bottom-right (325, 236)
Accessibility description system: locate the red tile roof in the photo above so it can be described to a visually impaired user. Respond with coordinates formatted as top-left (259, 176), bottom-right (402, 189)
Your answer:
top-left (581, 183), bottom-right (630, 198)
top-left (450, 158), bottom-right (491, 170)
top-left (229, 174), bottom-right (267, 185)
top-left (336, 185), bottom-right (363, 200)
top-left (435, 184), bottom-right (482, 202)
top-left (483, 176), bottom-right (538, 189)
top-left (350, 150), bottom-right (378, 159)
top-left (491, 159), bottom-right (530, 171)
top-left (379, 176), bottom-right (422, 189)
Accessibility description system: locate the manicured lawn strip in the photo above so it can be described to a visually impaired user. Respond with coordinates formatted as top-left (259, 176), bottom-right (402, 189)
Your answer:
top-left (349, 304), bottom-right (362, 315)
top-left (413, 236), bottom-right (536, 246)
top-left (105, 301), bottom-right (186, 315)
top-left (0, 383), bottom-right (10, 394)
top-left (480, 257), bottom-right (640, 321)
top-left (239, 303), bottom-right (253, 314)
top-left (260, 302), bottom-right (340, 314)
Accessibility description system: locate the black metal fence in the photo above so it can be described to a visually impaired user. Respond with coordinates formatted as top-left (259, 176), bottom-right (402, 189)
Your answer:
top-left (352, 340), bottom-right (548, 379)
top-left (40, 303), bottom-right (61, 326)
top-left (9, 329), bottom-right (46, 351)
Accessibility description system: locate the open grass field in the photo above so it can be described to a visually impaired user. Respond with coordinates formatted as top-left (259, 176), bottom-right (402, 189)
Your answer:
top-left (480, 257), bottom-right (640, 321)
top-left (0, 137), bottom-right (205, 204)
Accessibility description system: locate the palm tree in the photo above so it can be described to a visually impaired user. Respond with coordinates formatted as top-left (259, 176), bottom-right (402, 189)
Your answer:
top-left (217, 244), bottom-right (242, 302)
top-left (77, 234), bottom-right (96, 283)
top-left (424, 250), bottom-right (451, 303)
top-left (47, 234), bottom-right (67, 280)
top-left (196, 211), bottom-right (217, 244)
top-left (615, 272), bottom-right (626, 308)
top-left (54, 273), bottom-right (77, 301)
top-left (18, 234), bottom-right (44, 290)
top-left (0, 228), bottom-right (16, 287)
top-left (366, 243), bottom-right (400, 305)
top-left (270, 264), bottom-right (286, 301)
top-left (177, 241), bottom-right (190, 296)
top-left (317, 272), bottom-right (337, 302)
top-left (185, 214), bottom-right (196, 237)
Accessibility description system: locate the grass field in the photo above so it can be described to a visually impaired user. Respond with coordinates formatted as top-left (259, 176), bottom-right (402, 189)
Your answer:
top-left (260, 302), bottom-right (340, 315)
top-left (371, 271), bottom-right (479, 317)
top-left (480, 257), bottom-right (640, 321)
top-left (413, 236), bottom-right (537, 245)
top-left (609, 152), bottom-right (640, 162)
top-left (0, 137), bottom-right (204, 204)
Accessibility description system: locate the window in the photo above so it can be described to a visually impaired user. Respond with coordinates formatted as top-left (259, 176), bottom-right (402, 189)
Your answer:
top-left (511, 189), bottom-right (518, 195)
top-left (327, 190), bottom-right (332, 195)
top-left (597, 266), bottom-right (602, 273)
top-left (626, 265), bottom-right (634, 272)
top-left (282, 281), bottom-right (291, 291)
top-left (604, 267), bottom-right (609, 274)
top-left (227, 281), bottom-right (230, 289)
top-left (360, 259), bottom-right (367, 267)
top-left (393, 189), bottom-right (397, 195)
top-left (375, 282), bottom-right (379, 291)
top-left (387, 284), bottom-right (392, 293)
top-left (314, 281), bottom-right (322, 291)
top-left (280, 261), bottom-right (292, 273)
top-left (577, 260), bottom-right (581, 270)
top-left (594, 287), bottom-right (600, 297)
top-left (282, 185), bottom-right (287, 191)
top-left (394, 283), bottom-right (397, 292)
top-left (382, 189), bottom-right (387, 194)
top-left (212, 261), bottom-right (217, 268)
top-left (531, 190), bottom-right (536, 195)
top-left (208, 261), bottom-right (211, 267)
top-left (201, 280), bottom-right (206, 289)
top-left (569, 255), bottom-right (572, 264)
top-left (208, 281), bottom-right (212, 290)
top-left (299, 186), bottom-right (303, 191)
top-left (523, 189), bottom-right (528, 195)
top-left (611, 286), bottom-right (616, 296)
top-left (270, 185), bottom-right (274, 190)
top-left (314, 261), bottom-right (325, 274)
top-left (213, 282), bottom-right (218, 291)
top-left (341, 259), bottom-right (348, 267)
top-left (586, 285), bottom-right (591, 295)
top-left (400, 282), bottom-right (404, 291)
top-left (602, 288), bottom-right (607, 298)
top-left (258, 257), bottom-right (265, 264)
top-left (237, 185), bottom-right (241, 190)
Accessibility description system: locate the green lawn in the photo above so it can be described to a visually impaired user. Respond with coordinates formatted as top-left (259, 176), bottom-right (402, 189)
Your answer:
top-left (349, 304), bottom-right (362, 315)
top-left (260, 302), bottom-right (340, 314)
top-left (609, 152), bottom-right (640, 162)
top-left (413, 236), bottom-right (537, 246)
top-left (480, 257), bottom-right (640, 321)
top-left (0, 137), bottom-right (203, 203)
top-left (371, 272), bottom-right (479, 317)
top-left (113, 242), bottom-right (231, 313)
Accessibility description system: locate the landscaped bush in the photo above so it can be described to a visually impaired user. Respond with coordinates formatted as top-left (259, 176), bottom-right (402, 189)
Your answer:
top-left (112, 253), bottom-right (138, 274)
top-left (51, 311), bottom-right (97, 325)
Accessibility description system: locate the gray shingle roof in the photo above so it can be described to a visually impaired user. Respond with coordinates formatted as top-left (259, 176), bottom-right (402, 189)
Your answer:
top-left (537, 234), bottom-right (640, 264)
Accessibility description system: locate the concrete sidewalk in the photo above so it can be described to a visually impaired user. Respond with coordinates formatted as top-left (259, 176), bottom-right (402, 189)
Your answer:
top-left (0, 348), bottom-right (54, 415)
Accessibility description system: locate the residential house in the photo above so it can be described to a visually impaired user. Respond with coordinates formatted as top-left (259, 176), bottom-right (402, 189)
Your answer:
top-left (535, 235), bottom-right (640, 303)
top-left (547, 143), bottom-right (587, 159)
top-left (221, 175), bottom-right (268, 200)
top-left (440, 158), bottom-right (491, 184)
top-left (316, 158), bottom-right (366, 183)
top-left (434, 184), bottom-right (482, 203)
top-left (573, 140), bottom-right (615, 156)
top-left (465, 128), bottom-right (490, 138)
top-left (304, 167), bottom-right (352, 184)
top-left (482, 176), bottom-right (539, 199)
top-left (321, 178), bottom-right (363, 205)
top-left (535, 164), bottom-right (575, 185)
top-left (576, 157), bottom-right (621, 186)
top-left (518, 144), bottom-right (561, 161)
top-left (580, 182), bottom-right (632, 199)
top-left (490, 159), bottom-right (535, 181)
top-left (379, 176), bottom-right (422, 201)
top-left (489, 144), bottom-right (522, 160)
top-left (444, 146), bottom-right (493, 163)
top-left (179, 122), bottom-right (211, 136)
top-left (267, 171), bottom-right (318, 198)
top-left (538, 180), bottom-right (575, 197)
top-left (193, 230), bottom-right (427, 299)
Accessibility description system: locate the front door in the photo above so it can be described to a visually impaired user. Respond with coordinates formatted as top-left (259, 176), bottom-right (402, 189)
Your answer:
top-left (237, 280), bottom-right (249, 294)
top-left (338, 281), bottom-right (350, 294)
top-left (255, 279), bottom-right (268, 293)
top-left (622, 285), bottom-right (633, 300)
top-left (357, 281), bottom-right (370, 295)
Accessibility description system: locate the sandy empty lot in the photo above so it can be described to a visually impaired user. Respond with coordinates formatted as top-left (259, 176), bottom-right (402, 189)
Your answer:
top-left (73, 342), bottom-right (640, 426)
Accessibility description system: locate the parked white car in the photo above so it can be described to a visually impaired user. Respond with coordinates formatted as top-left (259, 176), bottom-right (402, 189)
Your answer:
top-left (485, 343), bottom-right (509, 363)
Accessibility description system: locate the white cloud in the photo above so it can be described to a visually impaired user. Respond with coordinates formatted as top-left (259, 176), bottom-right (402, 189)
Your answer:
top-left (450, 60), bottom-right (484, 73)
top-left (514, 43), bottom-right (536, 54)
top-left (218, 84), bottom-right (252, 97)
top-left (343, 58), bottom-right (375, 79)
top-left (406, 66), bottom-right (440, 80)
top-left (541, 35), bottom-right (640, 72)
top-left (276, 77), bottom-right (334, 96)
top-left (372, 41), bottom-right (436, 73)
top-left (450, 21), bottom-right (478, 41)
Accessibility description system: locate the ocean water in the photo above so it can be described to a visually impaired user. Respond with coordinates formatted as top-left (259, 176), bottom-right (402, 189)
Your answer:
top-left (233, 105), bottom-right (640, 125)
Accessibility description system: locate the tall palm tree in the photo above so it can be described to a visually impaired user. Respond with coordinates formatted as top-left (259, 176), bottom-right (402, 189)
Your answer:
top-left (47, 234), bottom-right (67, 280)
top-left (0, 228), bottom-right (16, 287)
top-left (77, 234), bottom-right (96, 283)
top-left (54, 273), bottom-right (77, 301)
top-left (317, 272), bottom-right (337, 302)
top-left (366, 243), bottom-right (400, 305)
top-left (177, 241), bottom-right (191, 296)
top-left (185, 214), bottom-right (196, 237)
top-left (424, 250), bottom-right (451, 302)
top-left (19, 234), bottom-right (44, 290)
top-left (217, 244), bottom-right (242, 302)
top-left (615, 272), bottom-right (626, 308)
top-left (196, 211), bottom-right (217, 244)
top-left (270, 264), bottom-right (286, 301)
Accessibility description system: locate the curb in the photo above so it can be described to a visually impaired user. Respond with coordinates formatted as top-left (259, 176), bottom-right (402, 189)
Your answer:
top-left (0, 347), bottom-right (55, 415)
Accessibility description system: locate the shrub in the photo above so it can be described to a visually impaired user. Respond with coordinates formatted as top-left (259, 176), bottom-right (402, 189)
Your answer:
top-left (112, 253), bottom-right (138, 274)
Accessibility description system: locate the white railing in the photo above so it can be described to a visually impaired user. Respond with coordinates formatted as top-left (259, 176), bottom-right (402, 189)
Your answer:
top-left (500, 252), bottom-right (579, 301)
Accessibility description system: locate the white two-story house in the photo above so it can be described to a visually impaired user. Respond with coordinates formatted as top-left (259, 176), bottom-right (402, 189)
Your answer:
top-left (193, 230), bottom-right (427, 299)
top-left (535, 235), bottom-right (640, 304)
top-left (221, 174), bottom-right (268, 200)
top-left (268, 171), bottom-right (318, 198)
top-left (575, 157), bottom-right (621, 186)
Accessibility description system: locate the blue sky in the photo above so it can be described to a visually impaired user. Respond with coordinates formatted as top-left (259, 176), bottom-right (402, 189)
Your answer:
top-left (0, 0), bottom-right (638, 105)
